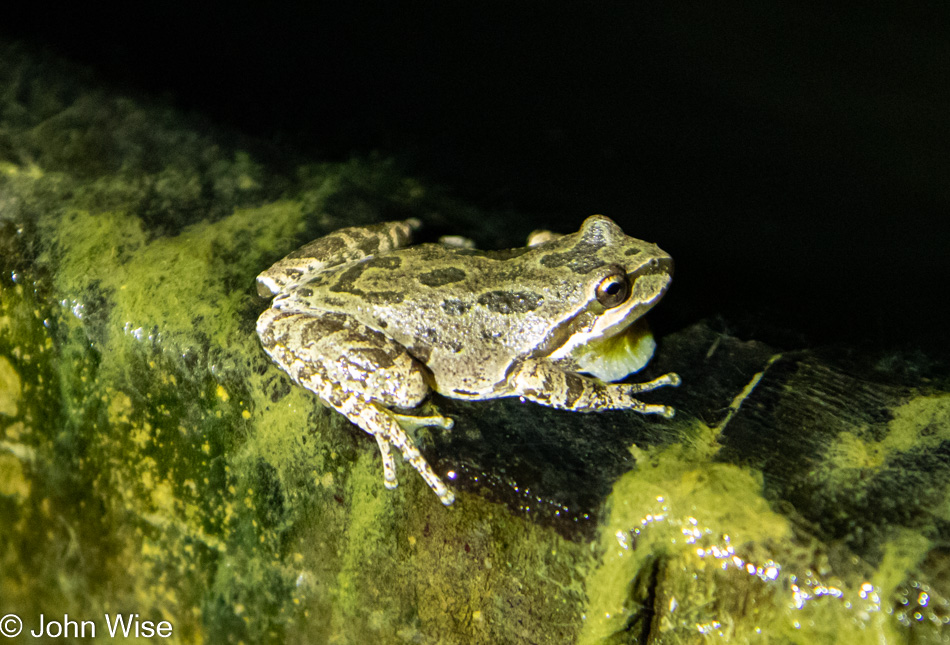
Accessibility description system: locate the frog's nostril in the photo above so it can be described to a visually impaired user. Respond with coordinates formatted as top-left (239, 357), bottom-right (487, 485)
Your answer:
top-left (652, 256), bottom-right (673, 274)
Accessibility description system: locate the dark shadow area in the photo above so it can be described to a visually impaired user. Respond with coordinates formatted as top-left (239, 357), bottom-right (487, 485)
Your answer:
top-left (3, 2), bottom-right (948, 355)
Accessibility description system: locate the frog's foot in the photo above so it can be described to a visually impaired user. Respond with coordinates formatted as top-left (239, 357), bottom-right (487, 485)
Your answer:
top-left (624, 372), bottom-right (681, 393)
top-left (345, 400), bottom-right (456, 505)
top-left (374, 434), bottom-right (398, 490)
top-left (511, 359), bottom-right (681, 419)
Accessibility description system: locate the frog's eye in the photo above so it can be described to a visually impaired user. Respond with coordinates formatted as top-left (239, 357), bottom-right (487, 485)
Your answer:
top-left (595, 272), bottom-right (630, 308)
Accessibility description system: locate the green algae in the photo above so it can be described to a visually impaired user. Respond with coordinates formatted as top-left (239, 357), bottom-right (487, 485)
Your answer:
top-left (3, 41), bottom-right (589, 641)
top-left (0, 356), bottom-right (20, 417)
top-left (582, 430), bottom-right (788, 644)
top-left (2, 138), bottom-right (590, 642)
top-left (6, 171), bottom-right (946, 641)
top-left (42, 200), bottom-right (308, 363)
top-left (826, 395), bottom-right (950, 473)
top-left (580, 415), bottom-right (949, 644)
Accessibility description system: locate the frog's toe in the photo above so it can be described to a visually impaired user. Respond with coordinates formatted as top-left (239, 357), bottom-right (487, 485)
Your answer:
top-left (391, 410), bottom-right (455, 432)
top-left (407, 451), bottom-right (455, 505)
top-left (360, 403), bottom-right (456, 505)
top-left (623, 372), bottom-right (681, 394)
top-left (425, 412), bottom-right (454, 430)
top-left (438, 488), bottom-right (456, 506)
top-left (374, 435), bottom-right (399, 489)
top-left (635, 402), bottom-right (676, 418)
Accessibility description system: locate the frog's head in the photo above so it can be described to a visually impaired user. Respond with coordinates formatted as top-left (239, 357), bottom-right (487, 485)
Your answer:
top-left (541, 215), bottom-right (673, 381)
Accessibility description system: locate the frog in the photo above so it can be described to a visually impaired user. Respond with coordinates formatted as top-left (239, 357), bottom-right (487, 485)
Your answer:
top-left (256, 215), bottom-right (680, 506)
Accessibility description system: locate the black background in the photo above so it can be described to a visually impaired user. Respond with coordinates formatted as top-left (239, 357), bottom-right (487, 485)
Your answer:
top-left (4, 2), bottom-right (948, 354)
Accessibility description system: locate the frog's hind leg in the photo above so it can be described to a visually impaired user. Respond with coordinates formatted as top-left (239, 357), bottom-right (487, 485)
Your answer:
top-left (257, 219), bottom-right (421, 296)
top-left (258, 308), bottom-right (455, 505)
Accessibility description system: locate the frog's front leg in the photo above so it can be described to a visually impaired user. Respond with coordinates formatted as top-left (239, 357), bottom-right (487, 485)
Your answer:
top-left (257, 307), bottom-right (456, 504)
top-left (509, 358), bottom-right (681, 418)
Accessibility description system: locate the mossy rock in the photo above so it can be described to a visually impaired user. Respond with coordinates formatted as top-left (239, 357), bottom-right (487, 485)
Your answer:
top-left (2, 40), bottom-right (948, 644)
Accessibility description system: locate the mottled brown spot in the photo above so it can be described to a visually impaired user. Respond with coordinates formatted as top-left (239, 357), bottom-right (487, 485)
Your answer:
top-left (624, 247), bottom-right (642, 256)
top-left (420, 327), bottom-right (440, 345)
top-left (268, 309), bottom-right (302, 325)
top-left (539, 240), bottom-right (607, 273)
top-left (563, 377), bottom-right (584, 409)
top-left (342, 226), bottom-right (400, 257)
top-left (410, 342), bottom-right (432, 364)
top-left (286, 235), bottom-right (346, 259)
top-left (418, 267), bottom-right (467, 287)
top-left (418, 327), bottom-right (462, 353)
top-left (301, 312), bottom-right (349, 340)
top-left (391, 225), bottom-right (413, 247)
top-left (413, 245), bottom-right (451, 263)
top-left (527, 388), bottom-right (549, 403)
top-left (441, 298), bottom-right (472, 316)
top-left (353, 346), bottom-right (397, 370)
top-left (297, 287), bottom-right (313, 297)
top-left (320, 295), bottom-right (348, 308)
top-left (364, 291), bottom-right (404, 305)
top-left (330, 262), bottom-right (404, 304)
top-left (365, 256), bottom-right (402, 269)
top-left (330, 263), bottom-right (367, 293)
top-left (357, 237), bottom-right (382, 255)
top-left (476, 290), bottom-right (543, 314)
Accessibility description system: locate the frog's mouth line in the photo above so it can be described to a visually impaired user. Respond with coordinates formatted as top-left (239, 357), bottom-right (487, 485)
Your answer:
top-left (543, 271), bottom-right (671, 363)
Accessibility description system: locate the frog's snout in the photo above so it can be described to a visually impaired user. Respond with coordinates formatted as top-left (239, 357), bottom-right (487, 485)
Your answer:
top-left (634, 254), bottom-right (673, 280)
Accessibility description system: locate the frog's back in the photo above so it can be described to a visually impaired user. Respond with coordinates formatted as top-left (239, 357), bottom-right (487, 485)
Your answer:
top-left (290, 243), bottom-right (589, 397)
